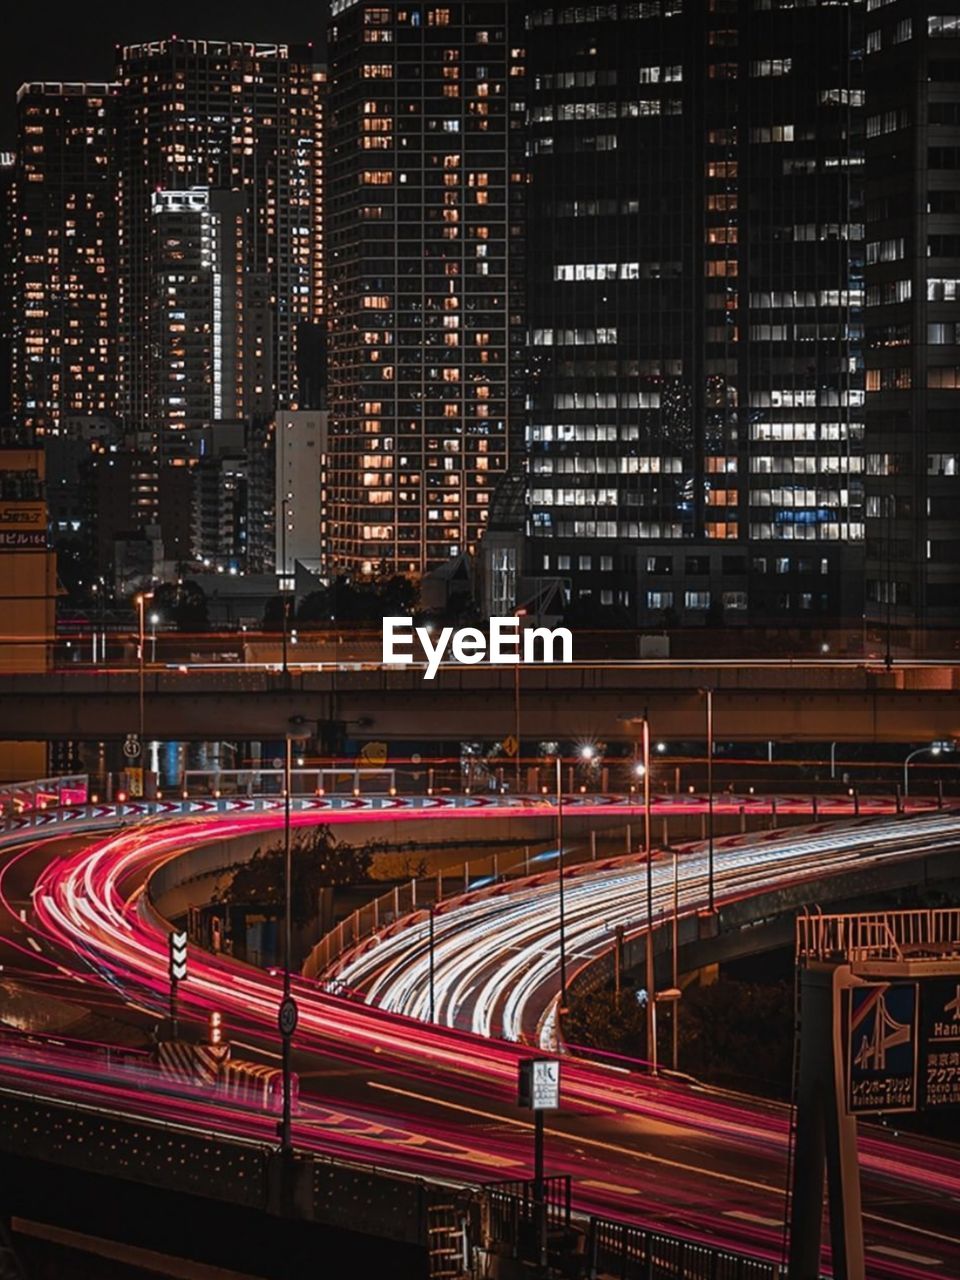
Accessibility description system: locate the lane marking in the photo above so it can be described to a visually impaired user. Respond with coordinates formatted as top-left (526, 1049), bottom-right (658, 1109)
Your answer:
top-left (872, 1245), bottom-right (942, 1267)
top-left (724, 1210), bottom-right (781, 1228)
top-left (367, 1082), bottom-right (778, 1195)
top-left (582, 1179), bottom-right (640, 1197)
top-left (864, 1213), bottom-right (960, 1249)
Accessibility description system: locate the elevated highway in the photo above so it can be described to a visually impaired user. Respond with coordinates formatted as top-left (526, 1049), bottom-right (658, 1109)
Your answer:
top-left (0, 658), bottom-right (959, 742)
top-left (2, 796), bottom-right (960, 1276)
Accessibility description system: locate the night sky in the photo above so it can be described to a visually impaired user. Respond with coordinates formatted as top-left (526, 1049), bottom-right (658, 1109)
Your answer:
top-left (4, 0), bottom-right (329, 148)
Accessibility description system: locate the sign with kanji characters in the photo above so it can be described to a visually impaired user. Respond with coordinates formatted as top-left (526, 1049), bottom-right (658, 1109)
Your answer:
top-left (518, 1058), bottom-right (560, 1111)
top-left (920, 980), bottom-right (960, 1110)
top-left (844, 982), bottom-right (918, 1115)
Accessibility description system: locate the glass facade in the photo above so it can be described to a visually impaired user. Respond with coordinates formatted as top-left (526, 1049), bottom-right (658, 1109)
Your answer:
top-left (11, 82), bottom-right (118, 435)
top-left (523, 2), bottom-right (865, 623)
top-left (116, 40), bottom-right (323, 445)
top-left (325, 2), bottom-right (525, 576)
top-left (864, 1), bottom-right (960, 626)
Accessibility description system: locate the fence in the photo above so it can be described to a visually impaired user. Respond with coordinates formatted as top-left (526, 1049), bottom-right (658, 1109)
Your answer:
top-left (796, 907), bottom-right (960, 965)
top-left (0, 774), bottom-right (87, 814)
top-left (586, 1215), bottom-right (784, 1280)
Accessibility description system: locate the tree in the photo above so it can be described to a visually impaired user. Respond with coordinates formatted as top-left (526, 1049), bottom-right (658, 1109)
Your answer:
top-left (564, 988), bottom-right (648, 1058)
top-left (221, 825), bottom-right (373, 926)
top-left (152, 579), bottom-right (209, 632)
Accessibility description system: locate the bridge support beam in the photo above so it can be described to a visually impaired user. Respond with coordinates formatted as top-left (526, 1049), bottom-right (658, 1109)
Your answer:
top-left (788, 964), bottom-right (864, 1280)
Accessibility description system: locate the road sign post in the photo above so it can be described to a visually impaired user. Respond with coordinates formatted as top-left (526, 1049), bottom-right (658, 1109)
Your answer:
top-left (168, 929), bottom-right (187, 1038)
top-left (519, 1058), bottom-right (560, 1268)
top-left (278, 994), bottom-right (298, 1155)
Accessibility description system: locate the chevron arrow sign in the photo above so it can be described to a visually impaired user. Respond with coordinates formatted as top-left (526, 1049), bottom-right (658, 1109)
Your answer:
top-left (169, 930), bottom-right (188, 982)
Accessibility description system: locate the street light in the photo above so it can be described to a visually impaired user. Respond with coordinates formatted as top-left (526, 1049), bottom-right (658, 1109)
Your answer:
top-left (514, 608), bottom-right (526, 792)
top-left (149, 612), bottom-right (160, 663)
top-left (280, 716), bottom-right (309, 1154)
top-left (903, 741), bottom-right (952, 797)
top-left (700, 688), bottom-right (716, 913)
top-left (625, 714), bottom-right (655, 1068)
top-left (556, 750), bottom-right (568, 1007)
top-left (135, 591), bottom-right (154, 756)
top-left (280, 496), bottom-right (292, 678)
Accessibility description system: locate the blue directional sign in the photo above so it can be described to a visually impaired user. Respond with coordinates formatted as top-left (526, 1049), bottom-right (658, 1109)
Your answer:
top-left (920, 980), bottom-right (960, 1110)
top-left (845, 982), bottom-right (918, 1115)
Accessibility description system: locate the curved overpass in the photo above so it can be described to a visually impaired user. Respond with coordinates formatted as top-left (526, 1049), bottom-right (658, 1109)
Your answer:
top-left (1, 801), bottom-right (959, 1277)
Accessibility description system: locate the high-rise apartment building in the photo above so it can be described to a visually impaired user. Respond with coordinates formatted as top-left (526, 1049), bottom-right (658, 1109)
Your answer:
top-left (149, 187), bottom-right (272, 438)
top-left (11, 82), bottom-right (118, 435)
top-left (864, 5), bottom-right (960, 630)
top-left (116, 40), bottom-right (324, 442)
top-left (522, 3), bottom-right (865, 625)
top-left (325, 1), bottom-right (525, 577)
top-left (0, 153), bottom-right (15, 419)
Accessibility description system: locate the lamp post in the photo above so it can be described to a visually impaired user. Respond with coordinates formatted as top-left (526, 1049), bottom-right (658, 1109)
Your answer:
top-left (556, 751), bottom-right (567, 1007)
top-left (629, 717), bottom-right (656, 1070)
top-left (701, 688), bottom-right (716, 913)
top-left (514, 608), bottom-right (526, 792)
top-left (279, 718), bottom-right (308, 1155)
top-left (280, 496), bottom-right (290, 678)
top-left (149, 612), bottom-right (160, 664)
top-left (903, 742), bottom-right (948, 797)
top-left (135, 591), bottom-right (153, 752)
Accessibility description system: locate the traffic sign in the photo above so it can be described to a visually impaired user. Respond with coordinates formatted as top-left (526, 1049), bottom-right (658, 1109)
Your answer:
top-left (169, 929), bottom-right (188, 983)
top-left (518, 1058), bottom-right (560, 1111)
top-left (845, 982), bottom-right (918, 1114)
top-left (502, 735), bottom-right (519, 758)
top-left (123, 733), bottom-right (141, 760)
top-left (279, 996), bottom-right (299, 1038)
top-left (127, 767), bottom-right (143, 798)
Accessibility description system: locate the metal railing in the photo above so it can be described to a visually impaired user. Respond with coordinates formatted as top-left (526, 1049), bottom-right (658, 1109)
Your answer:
top-left (796, 907), bottom-right (960, 964)
top-left (180, 767), bottom-right (396, 797)
top-left (586, 1215), bottom-right (783, 1280)
top-left (0, 773), bottom-right (88, 814)
top-left (483, 1175), bottom-right (572, 1249)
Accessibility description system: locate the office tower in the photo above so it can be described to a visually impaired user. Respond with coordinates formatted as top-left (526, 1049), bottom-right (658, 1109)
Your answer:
top-left (325, 1), bottom-right (525, 577)
top-left (11, 82), bottom-right (118, 435)
top-left (864, 6), bottom-right (960, 631)
top-left (0, 429), bottom-right (57, 777)
top-left (275, 409), bottom-right (328, 579)
top-left (522, 4), bottom-right (864, 625)
top-left (148, 188), bottom-right (272, 440)
top-left (0, 154), bottom-right (14, 419)
top-left (116, 39), bottom-right (323, 440)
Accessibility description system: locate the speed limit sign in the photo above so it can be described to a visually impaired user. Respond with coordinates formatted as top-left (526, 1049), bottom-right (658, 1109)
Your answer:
top-left (123, 733), bottom-right (141, 760)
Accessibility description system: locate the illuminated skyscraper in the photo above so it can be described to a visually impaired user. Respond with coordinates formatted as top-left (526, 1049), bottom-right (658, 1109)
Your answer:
top-left (863, 6), bottom-right (960, 630)
top-left (11, 82), bottom-right (118, 434)
top-left (522, 4), bottom-right (865, 624)
top-left (116, 39), bottom-right (324, 443)
top-left (325, 1), bottom-right (525, 576)
top-left (148, 187), bottom-right (272, 439)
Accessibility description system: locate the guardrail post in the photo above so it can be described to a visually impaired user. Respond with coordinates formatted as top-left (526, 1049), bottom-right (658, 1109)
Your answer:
top-left (524, 845), bottom-right (531, 875)
top-left (590, 830), bottom-right (597, 860)
top-left (464, 860), bottom-right (469, 892)
top-left (625, 823), bottom-right (631, 855)
top-left (938, 778), bottom-right (944, 809)
top-left (895, 783), bottom-right (903, 814)
top-left (374, 898), bottom-right (380, 929)
top-left (812, 795), bottom-right (818, 820)
top-left (739, 804), bottom-right (746, 832)
top-left (493, 851), bottom-right (499, 882)
top-left (392, 885), bottom-right (400, 917)
top-left (410, 878), bottom-right (417, 908)
top-left (770, 797), bottom-right (777, 829)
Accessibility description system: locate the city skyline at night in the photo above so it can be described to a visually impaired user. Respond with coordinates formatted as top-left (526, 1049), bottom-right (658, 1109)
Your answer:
top-left (1, 13), bottom-right (960, 1273)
